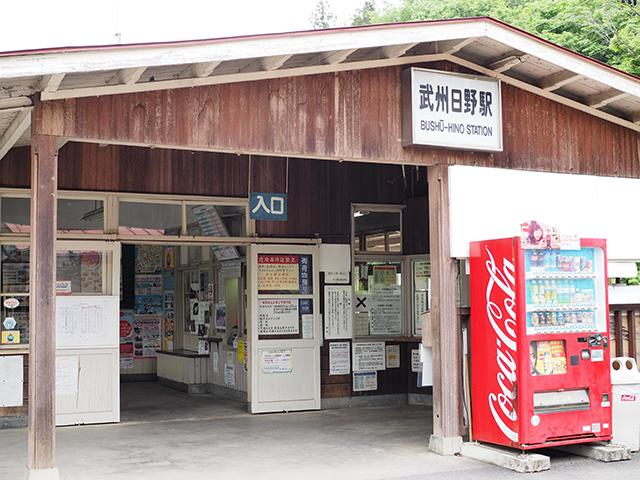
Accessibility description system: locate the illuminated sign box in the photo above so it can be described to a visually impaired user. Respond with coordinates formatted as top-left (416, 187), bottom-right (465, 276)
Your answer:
top-left (402, 67), bottom-right (503, 152)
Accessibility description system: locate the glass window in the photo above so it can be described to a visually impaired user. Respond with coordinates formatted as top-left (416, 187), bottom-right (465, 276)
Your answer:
top-left (58, 199), bottom-right (104, 233)
top-left (56, 249), bottom-right (113, 295)
top-left (354, 260), bottom-right (403, 336)
top-left (412, 259), bottom-right (431, 336)
top-left (353, 209), bottom-right (402, 253)
top-left (186, 204), bottom-right (243, 260)
top-left (1, 245), bottom-right (30, 346)
top-left (119, 201), bottom-right (182, 236)
top-left (1, 197), bottom-right (30, 233)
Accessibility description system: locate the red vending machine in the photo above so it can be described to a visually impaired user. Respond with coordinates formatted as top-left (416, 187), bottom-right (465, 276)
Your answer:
top-left (469, 236), bottom-right (612, 449)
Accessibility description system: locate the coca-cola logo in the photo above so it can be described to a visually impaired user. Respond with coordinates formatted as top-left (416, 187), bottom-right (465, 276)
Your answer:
top-left (485, 246), bottom-right (519, 443)
top-left (621, 395), bottom-right (636, 402)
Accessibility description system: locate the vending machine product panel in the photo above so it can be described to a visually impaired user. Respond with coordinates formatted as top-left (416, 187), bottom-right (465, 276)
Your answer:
top-left (469, 237), bottom-right (612, 449)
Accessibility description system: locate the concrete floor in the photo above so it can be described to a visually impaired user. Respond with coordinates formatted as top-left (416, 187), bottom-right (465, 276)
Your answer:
top-left (2, 381), bottom-right (639, 480)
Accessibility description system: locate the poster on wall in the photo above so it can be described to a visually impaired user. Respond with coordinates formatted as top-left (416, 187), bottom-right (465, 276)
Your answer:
top-left (81, 252), bottom-right (102, 293)
top-left (134, 296), bottom-right (162, 316)
top-left (261, 349), bottom-right (293, 373)
top-left (163, 291), bottom-right (174, 352)
top-left (134, 275), bottom-right (163, 296)
top-left (258, 299), bottom-right (299, 335)
top-left (133, 317), bottom-right (161, 359)
top-left (163, 246), bottom-right (175, 272)
top-left (324, 286), bottom-right (353, 339)
top-left (119, 310), bottom-right (134, 368)
top-left (135, 245), bottom-right (163, 274)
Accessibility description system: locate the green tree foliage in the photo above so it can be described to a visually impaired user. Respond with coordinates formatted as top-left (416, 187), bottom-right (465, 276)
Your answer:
top-left (351, 1), bottom-right (378, 26)
top-left (349, 0), bottom-right (640, 77)
top-left (311, 0), bottom-right (337, 29)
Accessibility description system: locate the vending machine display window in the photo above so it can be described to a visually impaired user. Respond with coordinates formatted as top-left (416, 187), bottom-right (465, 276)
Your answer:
top-left (525, 248), bottom-right (605, 335)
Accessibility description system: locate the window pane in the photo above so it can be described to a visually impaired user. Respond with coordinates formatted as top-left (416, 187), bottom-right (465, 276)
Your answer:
top-left (119, 202), bottom-right (182, 236)
top-left (354, 260), bottom-right (403, 336)
top-left (354, 210), bottom-right (401, 253)
top-left (58, 199), bottom-right (104, 233)
top-left (1, 245), bottom-right (30, 345)
top-left (56, 250), bottom-right (112, 295)
top-left (1, 197), bottom-right (30, 233)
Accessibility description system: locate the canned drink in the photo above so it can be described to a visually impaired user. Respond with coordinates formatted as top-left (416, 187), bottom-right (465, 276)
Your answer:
top-left (557, 312), bottom-right (564, 325)
top-left (585, 260), bottom-right (592, 272)
top-left (580, 257), bottom-right (586, 271)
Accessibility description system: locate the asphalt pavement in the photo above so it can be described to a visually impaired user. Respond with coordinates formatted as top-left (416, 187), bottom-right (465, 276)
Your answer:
top-left (1, 381), bottom-right (639, 480)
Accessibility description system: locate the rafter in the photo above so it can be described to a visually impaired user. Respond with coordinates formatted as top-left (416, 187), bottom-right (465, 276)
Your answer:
top-left (0, 108), bottom-right (32, 161)
top-left (538, 70), bottom-right (582, 91)
top-left (586, 89), bottom-right (630, 109)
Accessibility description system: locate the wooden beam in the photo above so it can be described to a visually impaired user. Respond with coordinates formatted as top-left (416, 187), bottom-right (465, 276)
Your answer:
top-left (261, 54), bottom-right (293, 71)
top-left (428, 164), bottom-right (463, 449)
top-left (538, 70), bottom-right (582, 91)
top-left (586, 89), bottom-right (629, 109)
top-left (38, 73), bottom-right (66, 93)
top-left (0, 108), bottom-right (32, 161)
top-left (436, 38), bottom-right (477, 55)
top-left (27, 102), bottom-right (59, 477)
top-left (486, 54), bottom-right (530, 74)
top-left (107, 67), bottom-right (147, 85)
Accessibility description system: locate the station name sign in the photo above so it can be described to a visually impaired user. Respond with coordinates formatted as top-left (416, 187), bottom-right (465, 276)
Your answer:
top-left (402, 67), bottom-right (503, 152)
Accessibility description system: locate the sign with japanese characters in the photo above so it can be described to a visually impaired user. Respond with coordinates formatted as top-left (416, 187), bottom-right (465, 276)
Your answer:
top-left (402, 67), bottom-right (502, 151)
top-left (258, 254), bottom-right (311, 294)
top-left (250, 192), bottom-right (287, 221)
top-left (258, 299), bottom-right (299, 335)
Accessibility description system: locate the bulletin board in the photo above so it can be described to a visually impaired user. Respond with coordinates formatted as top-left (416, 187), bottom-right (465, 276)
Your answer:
top-left (56, 296), bottom-right (119, 349)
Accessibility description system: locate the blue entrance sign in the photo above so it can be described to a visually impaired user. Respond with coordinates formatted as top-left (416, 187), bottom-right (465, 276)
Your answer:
top-left (250, 192), bottom-right (287, 221)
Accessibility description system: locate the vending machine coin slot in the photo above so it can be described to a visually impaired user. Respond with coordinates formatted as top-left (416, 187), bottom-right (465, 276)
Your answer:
top-left (588, 333), bottom-right (602, 347)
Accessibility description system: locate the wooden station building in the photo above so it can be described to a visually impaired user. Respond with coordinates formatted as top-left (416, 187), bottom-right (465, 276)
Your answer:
top-left (1, 17), bottom-right (640, 478)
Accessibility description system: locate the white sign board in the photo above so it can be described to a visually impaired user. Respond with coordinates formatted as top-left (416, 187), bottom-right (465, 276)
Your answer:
top-left (352, 342), bottom-right (386, 371)
top-left (0, 355), bottom-right (23, 407)
top-left (258, 299), bottom-right (299, 335)
top-left (324, 286), bottom-right (353, 339)
top-left (402, 67), bottom-right (502, 152)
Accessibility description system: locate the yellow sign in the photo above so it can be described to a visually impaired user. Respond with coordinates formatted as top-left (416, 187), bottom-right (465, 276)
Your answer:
top-left (1, 330), bottom-right (20, 344)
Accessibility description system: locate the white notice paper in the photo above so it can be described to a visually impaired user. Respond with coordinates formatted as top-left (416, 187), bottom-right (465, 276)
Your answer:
top-left (352, 342), bottom-right (386, 371)
top-left (386, 344), bottom-right (400, 368)
top-left (56, 356), bottom-right (79, 395)
top-left (324, 286), bottom-right (353, 339)
top-left (329, 342), bottom-right (351, 375)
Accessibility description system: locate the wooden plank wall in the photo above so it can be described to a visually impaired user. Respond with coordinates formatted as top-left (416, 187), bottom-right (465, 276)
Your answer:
top-left (32, 62), bottom-right (640, 178)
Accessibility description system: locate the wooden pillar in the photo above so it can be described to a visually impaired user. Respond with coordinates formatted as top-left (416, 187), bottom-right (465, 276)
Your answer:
top-left (614, 310), bottom-right (623, 357)
top-left (628, 310), bottom-right (636, 361)
top-left (427, 164), bottom-right (463, 455)
top-left (26, 96), bottom-right (60, 479)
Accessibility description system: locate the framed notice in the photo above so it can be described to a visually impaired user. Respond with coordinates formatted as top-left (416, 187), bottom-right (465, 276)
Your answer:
top-left (258, 299), bottom-right (299, 335)
top-left (257, 254), bottom-right (311, 294)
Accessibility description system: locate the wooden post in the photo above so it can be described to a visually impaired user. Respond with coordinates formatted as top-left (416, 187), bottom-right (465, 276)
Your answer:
top-left (628, 310), bottom-right (636, 361)
top-left (26, 97), bottom-right (60, 479)
top-left (614, 309), bottom-right (623, 357)
top-left (427, 164), bottom-right (463, 455)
